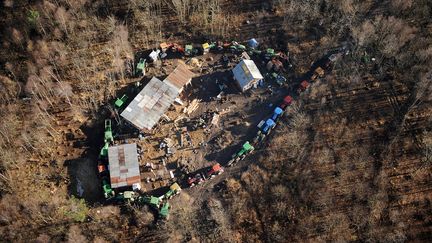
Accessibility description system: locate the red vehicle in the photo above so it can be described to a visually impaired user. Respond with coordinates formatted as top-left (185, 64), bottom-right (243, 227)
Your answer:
top-left (187, 173), bottom-right (205, 187)
top-left (280, 95), bottom-right (293, 110)
top-left (297, 80), bottom-right (310, 93)
top-left (206, 163), bottom-right (224, 179)
top-left (97, 163), bottom-right (108, 177)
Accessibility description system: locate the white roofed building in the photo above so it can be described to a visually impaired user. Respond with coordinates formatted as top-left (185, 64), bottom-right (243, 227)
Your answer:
top-left (232, 59), bottom-right (264, 92)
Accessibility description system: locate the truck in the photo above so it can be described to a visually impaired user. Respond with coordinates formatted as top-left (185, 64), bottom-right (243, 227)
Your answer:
top-left (227, 141), bottom-right (254, 166)
top-left (97, 163), bottom-right (108, 177)
top-left (253, 118), bottom-right (276, 143)
top-left (280, 95), bottom-right (293, 110)
top-left (205, 163), bottom-right (224, 178)
top-left (187, 173), bottom-right (205, 187)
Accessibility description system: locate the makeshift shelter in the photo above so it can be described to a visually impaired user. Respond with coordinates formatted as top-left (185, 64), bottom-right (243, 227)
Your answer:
top-left (121, 64), bottom-right (194, 131)
top-left (121, 77), bottom-right (178, 131)
top-left (108, 143), bottom-right (141, 189)
top-left (232, 59), bottom-right (264, 92)
top-left (164, 63), bottom-right (194, 93)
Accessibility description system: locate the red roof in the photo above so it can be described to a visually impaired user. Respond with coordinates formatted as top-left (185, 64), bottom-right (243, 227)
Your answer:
top-left (164, 63), bottom-right (194, 93)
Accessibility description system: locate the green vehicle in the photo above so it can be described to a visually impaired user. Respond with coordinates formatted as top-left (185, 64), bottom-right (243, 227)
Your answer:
top-left (139, 196), bottom-right (161, 209)
top-left (116, 191), bottom-right (138, 202)
top-left (114, 94), bottom-right (128, 109)
top-left (230, 44), bottom-right (246, 53)
top-left (159, 202), bottom-right (170, 219)
top-left (227, 141), bottom-right (255, 166)
top-left (248, 49), bottom-right (262, 56)
top-left (102, 180), bottom-right (115, 199)
top-left (268, 72), bottom-right (287, 86)
top-left (265, 48), bottom-right (275, 59)
top-left (163, 183), bottom-right (181, 199)
top-left (104, 119), bottom-right (113, 143)
top-left (100, 142), bottom-right (109, 157)
top-left (185, 44), bottom-right (193, 56)
top-left (135, 58), bottom-right (146, 76)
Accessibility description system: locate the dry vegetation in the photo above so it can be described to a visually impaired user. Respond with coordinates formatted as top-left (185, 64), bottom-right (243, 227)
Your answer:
top-left (0, 0), bottom-right (431, 241)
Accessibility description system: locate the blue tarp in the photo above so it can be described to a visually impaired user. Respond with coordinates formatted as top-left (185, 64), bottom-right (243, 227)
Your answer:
top-left (248, 38), bottom-right (259, 48)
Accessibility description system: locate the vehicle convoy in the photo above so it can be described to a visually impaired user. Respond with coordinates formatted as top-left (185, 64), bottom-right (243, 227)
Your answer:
top-left (254, 118), bottom-right (276, 143)
top-left (187, 163), bottom-right (225, 187)
top-left (227, 141), bottom-right (255, 166)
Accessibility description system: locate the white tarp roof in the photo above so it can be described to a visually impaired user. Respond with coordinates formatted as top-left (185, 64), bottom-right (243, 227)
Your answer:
top-left (232, 59), bottom-right (264, 89)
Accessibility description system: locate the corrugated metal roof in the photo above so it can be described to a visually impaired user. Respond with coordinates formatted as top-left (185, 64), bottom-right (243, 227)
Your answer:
top-left (164, 63), bottom-right (194, 93)
top-left (121, 77), bottom-right (178, 130)
top-left (108, 143), bottom-right (140, 189)
top-left (232, 59), bottom-right (264, 90)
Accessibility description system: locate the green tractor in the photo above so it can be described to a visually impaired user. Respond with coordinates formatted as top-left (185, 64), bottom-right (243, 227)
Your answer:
top-left (100, 119), bottom-right (113, 157)
top-left (264, 48), bottom-right (275, 59)
top-left (159, 202), bottom-right (170, 219)
top-left (185, 44), bottom-right (198, 56)
top-left (135, 58), bottom-right (146, 77)
top-left (100, 142), bottom-right (109, 157)
top-left (114, 94), bottom-right (128, 109)
top-left (267, 72), bottom-right (287, 86)
top-left (116, 191), bottom-right (138, 202)
top-left (139, 196), bottom-right (161, 209)
top-left (104, 119), bottom-right (113, 143)
top-left (227, 141), bottom-right (255, 166)
top-left (248, 49), bottom-right (262, 56)
top-left (230, 43), bottom-right (246, 53)
top-left (163, 183), bottom-right (182, 199)
top-left (102, 179), bottom-right (115, 199)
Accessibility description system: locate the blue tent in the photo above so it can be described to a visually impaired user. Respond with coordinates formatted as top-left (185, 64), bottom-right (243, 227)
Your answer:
top-left (248, 38), bottom-right (259, 48)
